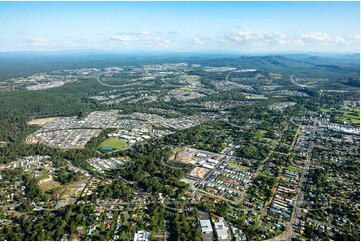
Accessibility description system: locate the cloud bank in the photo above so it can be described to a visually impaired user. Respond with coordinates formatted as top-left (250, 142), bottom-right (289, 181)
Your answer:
top-left (25, 31), bottom-right (359, 52)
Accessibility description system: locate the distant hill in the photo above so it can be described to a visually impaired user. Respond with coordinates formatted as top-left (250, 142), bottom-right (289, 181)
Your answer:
top-left (0, 51), bottom-right (359, 83)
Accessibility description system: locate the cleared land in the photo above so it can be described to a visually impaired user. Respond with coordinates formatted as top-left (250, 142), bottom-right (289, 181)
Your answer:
top-left (27, 117), bottom-right (57, 126)
top-left (228, 163), bottom-right (250, 170)
top-left (190, 167), bottom-right (210, 179)
top-left (39, 180), bottom-right (61, 192)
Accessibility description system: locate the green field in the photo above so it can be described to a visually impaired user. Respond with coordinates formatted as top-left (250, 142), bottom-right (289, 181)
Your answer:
top-left (228, 163), bottom-right (250, 170)
top-left (99, 137), bottom-right (128, 150)
top-left (183, 74), bottom-right (201, 82)
top-left (285, 166), bottom-right (301, 173)
top-left (254, 129), bottom-right (267, 139)
top-left (179, 87), bottom-right (193, 91)
top-left (36, 169), bottom-right (50, 181)
top-left (269, 73), bottom-right (282, 79)
top-left (320, 108), bottom-right (360, 125)
top-left (180, 178), bottom-right (197, 185)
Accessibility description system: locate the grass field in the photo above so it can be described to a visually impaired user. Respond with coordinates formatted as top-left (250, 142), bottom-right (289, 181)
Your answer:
top-left (180, 178), bottom-right (197, 185)
top-left (36, 169), bottom-right (50, 181)
top-left (183, 74), bottom-right (201, 82)
top-left (285, 166), bottom-right (301, 173)
top-left (99, 137), bottom-right (128, 150)
top-left (39, 181), bottom-right (61, 192)
top-left (60, 186), bottom-right (76, 199)
top-left (228, 163), bottom-right (250, 170)
top-left (180, 87), bottom-right (193, 91)
top-left (320, 108), bottom-right (360, 125)
top-left (269, 73), bottom-right (283, 79)
top-left (254, 129), bottom-right (267, 139)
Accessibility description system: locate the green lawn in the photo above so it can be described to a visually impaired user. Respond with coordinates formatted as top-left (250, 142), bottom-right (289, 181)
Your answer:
top-left (269, 73), bottom-right (282, 79)
top-left (179, 87), bottom-right (193, 91)
top-left (183, 74), bottom-right (201, 82)
top-left (254, 130), bottom-right (267, 139)
top-left (320, 108), bottom-right (360, 125)
top-left (180, 178), bottom-right (197, 185)
top-left (285, 166), bottom-right (301, 173)
top-left (99, 137), bottom-right (128, 150)
top-left (320, 108), bottom-right (332, 113)
top-left (228, 163), bottom-right (250, 171)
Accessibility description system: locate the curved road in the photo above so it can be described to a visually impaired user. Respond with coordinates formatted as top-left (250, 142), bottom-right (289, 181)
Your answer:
top-left (160, 156), bottom-right (190, 170)
top-left (290, 74), bottom-right (315, 88)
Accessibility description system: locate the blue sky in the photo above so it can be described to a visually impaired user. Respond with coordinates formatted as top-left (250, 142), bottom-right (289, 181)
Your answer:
top-left (0, 1), bottom-right (359, 53)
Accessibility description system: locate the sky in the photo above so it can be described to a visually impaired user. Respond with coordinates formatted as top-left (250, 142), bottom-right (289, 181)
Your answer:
top-left (0, 1), bottom-right (359, 53)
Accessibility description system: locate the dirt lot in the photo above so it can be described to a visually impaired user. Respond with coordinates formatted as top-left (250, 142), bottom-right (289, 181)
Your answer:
top-left (190, 167), bottom-right (210, 179)
top-left (175, 148), bottom-right (196, 163)
top-left (27, 117), bottom-right (57, 126)
top-left (218, 176), bottom-right (240, 186)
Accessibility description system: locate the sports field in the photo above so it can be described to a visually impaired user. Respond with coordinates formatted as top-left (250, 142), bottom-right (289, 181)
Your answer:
top-left (99, 137), bottom-right (128, 150)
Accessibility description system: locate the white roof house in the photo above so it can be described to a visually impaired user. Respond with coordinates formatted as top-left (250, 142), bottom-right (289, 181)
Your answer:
top-left (200, 220), bottom-right (213, 233)
top-left (214, 222), bottom-right (229, 240)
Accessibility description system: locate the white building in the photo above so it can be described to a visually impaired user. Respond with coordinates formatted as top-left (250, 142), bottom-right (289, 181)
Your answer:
top-left (133, 231), bottom-right (149, 241)
top-left (214, 221), bottom-right (229, 240)
top-left (200, 220), bottom-right (213, 234)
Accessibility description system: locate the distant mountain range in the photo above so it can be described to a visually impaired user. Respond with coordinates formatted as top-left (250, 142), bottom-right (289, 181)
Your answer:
top-left (0, 51), bottom-right (359, 86)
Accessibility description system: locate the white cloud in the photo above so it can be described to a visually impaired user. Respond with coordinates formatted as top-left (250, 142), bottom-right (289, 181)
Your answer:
top-left (299, 32), bottom-right (334, 43)
top-left (27, 38), bottom-right (84, 48)
top-left (193, 37), bottom-right (205, 45)
top-left (226, 31), bottom-right (290, 45)
top-left (110, 35), bottom-right (133, 44)
top-left (110, 32), bottom-right (173, 46)
top-left (24, 31), bottom-right (359, 52)
top-left (217, 31), bottom-right (359, 47)
top-left (28, 38), bottom-right (52, 46)
top-left (167, 31), bottom-right (179, 35)
top-left (299, 32), bottom-right (360, 45)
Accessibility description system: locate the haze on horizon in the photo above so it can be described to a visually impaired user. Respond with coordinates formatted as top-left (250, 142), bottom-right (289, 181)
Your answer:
top-left (0, 1), bottom-right (360, 53)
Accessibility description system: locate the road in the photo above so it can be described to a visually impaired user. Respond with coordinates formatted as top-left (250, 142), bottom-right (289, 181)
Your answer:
top-left (160, 74), bottom-right (180, 87)
top-left (257, 121), bottom-right (300, 231)
top-left (148, 125), bottom-right (155, 138)
top-left (225, 71), bottom-right (234, 82)
top-left (225, 118), bottom-right (244, 129)
top-left (160, 156), bottom-right (189, 170)
top-left (289, 74), bottom-right (307, 88)
top-left (289, 74), bottom-right (316, 88)
top-left (96, 73), bottom-right (124, 87)
top-left (253, 120), bottom-right (290, 179)
top-left (273, 118), bottom-right (317, 240)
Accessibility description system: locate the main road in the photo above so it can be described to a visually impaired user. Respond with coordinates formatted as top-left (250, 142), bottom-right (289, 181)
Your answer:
top-left (290, 74), bottom-right (307, 88)
top-left (271, 118), bottom-right (317, 240)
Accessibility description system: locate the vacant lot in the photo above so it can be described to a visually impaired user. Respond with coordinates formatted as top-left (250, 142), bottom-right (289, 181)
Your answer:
top-left (229, 163), bottom-right (250, 170)
top-left (27, 117), bottom-right (57, 126)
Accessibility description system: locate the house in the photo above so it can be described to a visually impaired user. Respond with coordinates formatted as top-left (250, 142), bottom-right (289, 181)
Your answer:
top-left (200, 219), bottom-right (213, 233)
top-left (120, 135), bottom-right (131, 140)
top-left (202, 164), bottom-right (215, 169)
top-left (214, 221), bottom-right (229, 240)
